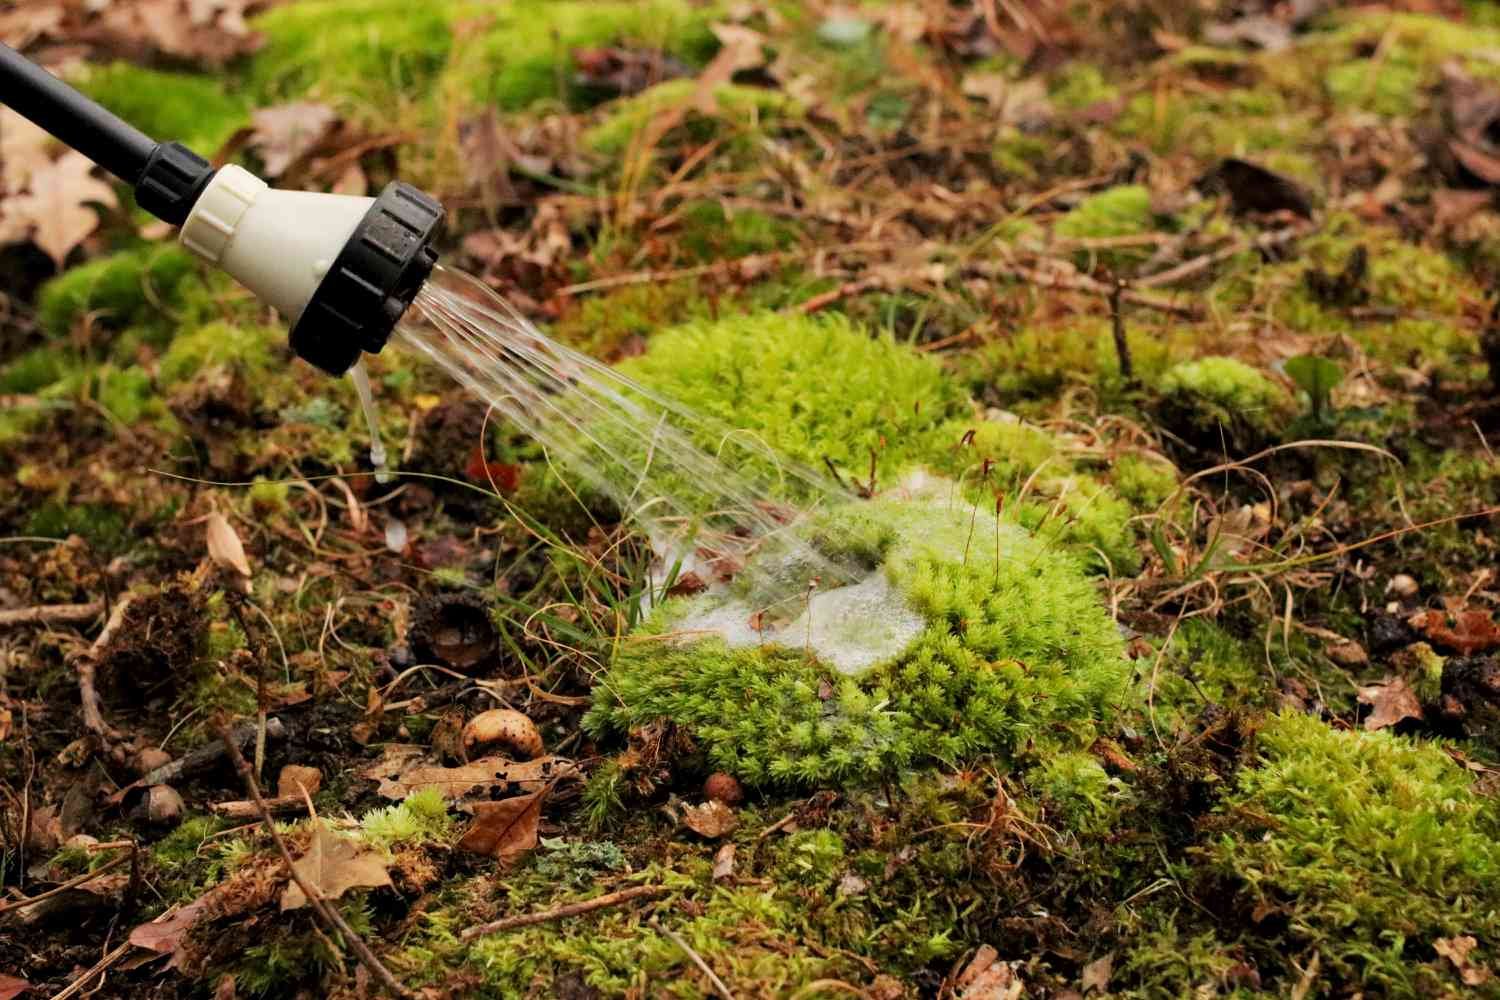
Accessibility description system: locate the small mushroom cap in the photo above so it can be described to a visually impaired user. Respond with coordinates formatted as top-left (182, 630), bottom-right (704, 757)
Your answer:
top-left (461, 708), bottom-right (543, 760)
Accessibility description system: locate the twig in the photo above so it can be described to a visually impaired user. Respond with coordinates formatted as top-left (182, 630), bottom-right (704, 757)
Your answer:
top-left (0, 848), bottom-right (132, 915)
top-left (210, 795), bottom-right (310, 819)
top-left (1108, 278), bottom-right (1135, 383)
top-left (0, 600), bottom-right (104, 629)
top-left (795, 276), bottom-right (884, 314)
top-left (966, 260), bottom-right (1201, 317)
top-left (460, 884), bottom-right (668, 941)
top-left (46, 940), bottom-right (132, 1000)
top-left (1134, 225), bottom-right (1304, 289)
top-left (107, 717), bottom-right (285, 807)
top-left (651, 914), bottom-right (736, 1000)
top-left (70, 595), bottom-right (134, 739)
top-left (216, 722), bottom-right (414, 999)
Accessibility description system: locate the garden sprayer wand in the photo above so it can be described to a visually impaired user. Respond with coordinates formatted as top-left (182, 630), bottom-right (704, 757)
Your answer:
top-left (0, 42), bottom-right (446, 376)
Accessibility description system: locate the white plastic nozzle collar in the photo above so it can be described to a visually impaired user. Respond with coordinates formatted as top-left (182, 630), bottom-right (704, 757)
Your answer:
top-left (178, 164), bottom-right (375, 327)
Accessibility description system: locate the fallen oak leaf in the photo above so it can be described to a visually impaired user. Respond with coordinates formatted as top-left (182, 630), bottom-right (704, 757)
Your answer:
top-left (361, 746), bottom-right (576, 800)
top-left (1410, 609), bottom-right (1500, 655)
top-left (0, 974), bottom-right (30, 1000)
top-left (1357, 676), bottom-right (1424, 731)
top-left (457, 790), bottom-right (544, 863)
top-left (681, 799), bottom-right (737, 839)
top-left (5, 151), bottom-right (118, 268)
top-left (280, 821), bottom-right (392, 911)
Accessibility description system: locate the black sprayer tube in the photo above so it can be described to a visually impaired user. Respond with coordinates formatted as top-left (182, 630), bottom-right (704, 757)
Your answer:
top-left (0, 42), bottom-right (215, 224)
top-left (0, 42), bottom-right (156, 184)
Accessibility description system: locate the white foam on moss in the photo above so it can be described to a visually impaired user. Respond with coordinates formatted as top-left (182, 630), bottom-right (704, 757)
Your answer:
top-left (673, 569), bottom-right (926, 676)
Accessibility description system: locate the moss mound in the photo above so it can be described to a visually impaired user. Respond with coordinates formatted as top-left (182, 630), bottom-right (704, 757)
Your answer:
top-left (619, 311), bottom-right (972, 492)
top-left (1157, 356), bottom-right (1292, 451)
top-left (37, 245), bottom-right (211, 344)
top-left (1211, 713), bottom-right (1500, 994)
top-left (585, 486), bottom-right (1130, 786)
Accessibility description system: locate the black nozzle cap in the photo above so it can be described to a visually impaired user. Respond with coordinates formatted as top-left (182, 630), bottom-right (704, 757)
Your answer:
top-left (135, 142), bottom-right (215, 226)
top-left (290, 181), bottom-right (445, 376)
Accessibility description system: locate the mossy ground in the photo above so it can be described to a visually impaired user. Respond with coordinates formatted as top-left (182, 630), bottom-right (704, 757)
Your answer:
top-left (4, 3), bottom-right (1500, 999)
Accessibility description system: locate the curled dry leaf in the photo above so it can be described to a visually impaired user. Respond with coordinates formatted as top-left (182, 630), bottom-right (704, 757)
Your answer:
top-left (361, 745), bottom-right (576, 800)
top-left (954, 944), bottom-right (1023, 1000)
top-left (2, 151), bottom-right (119, 268)
top-left (205, 512), bottom-right (252, 580)
top-left (1081, 953), bottom-right (1114, 993)
top-left (712, 842), bottom-right (736, 881)
top-left (462, 708), bottom-right (543, 760)
top-left (681, 799), bottom-right (737, 839)
top-left (1410, 609), bottom-right (1500, 655)
top-left (280, 821), bottom-right (392, 911)
top-left (1357, 676), bottom-right (1424, 731)
top-left (0, 974), bottom-right (29, 1000)
top-left (276, 764), bottom-right (323, 798)
top-left (457, 790), bottom-right (544, 863)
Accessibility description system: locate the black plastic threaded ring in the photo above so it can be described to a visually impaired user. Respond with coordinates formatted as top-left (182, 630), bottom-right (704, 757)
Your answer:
top-left (289, 181), bottom-right (445, 376)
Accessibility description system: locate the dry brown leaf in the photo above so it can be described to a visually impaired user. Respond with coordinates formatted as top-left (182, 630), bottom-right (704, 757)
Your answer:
top-left (0, 974), bottom-right (30, 1000)
top-left (1081, 953), bottom-right (1113, 993)
top-left (205, 511), bottom-right (252, 580)
top-left (681, 799), bottom-right (737, 839)
top-left (695, 23), bottom-right (766, 112)
top-left (249, 102), bottom-right (338, 178)
top-left (954, 945), bottom-right (1023, 1000)
top-left (5, 151), bottom-right (118, 267)
top-left (458, 791), bottom-right (543, 863)
top-left (276, 764), bottom-right (323, 798)
top-left (1410, 609), bottom-right (1500, 655)
top-left (712, 842), bottom-right (736, 881)
top-left (1435, 935), bottom-right (1492, 986)
top-left (1, 108), bottom-right (56, 193)
top-left (0, 4), bottom-right (63, 48)
top-left (1357, 676), bottom-right (1424, 731)
top-left (280, 821), bottom-right (392, 911)
top-left (0, 703), bottom-right (11, 743)
top-left (361, 746), bottom-right (575, 800)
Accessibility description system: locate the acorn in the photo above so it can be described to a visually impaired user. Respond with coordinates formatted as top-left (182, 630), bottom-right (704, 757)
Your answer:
top-left (703, 772), bottom-right (744, 806)
top-left (461, 709), bottom-right (543, 760)
top-left (140, 785), bottom-right (184, 825)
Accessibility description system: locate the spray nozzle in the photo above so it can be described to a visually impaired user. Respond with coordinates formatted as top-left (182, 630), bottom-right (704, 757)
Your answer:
top-left (0, 42), bottom-right (446, 377)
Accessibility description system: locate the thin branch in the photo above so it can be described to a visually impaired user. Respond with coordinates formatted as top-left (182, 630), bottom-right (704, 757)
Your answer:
top-left (216, 722), bottom-right (414, 999)
top-left (0, 848), bottom-right (132, 915)
top-left (651, 914), bottom-right (736, 1000)
top-left (460, 884), bottom-right (668, 941)
top-left (70, 595), bottom-right (134, 739)
top-left (47, 940), bottom-right (133, 1000)
top-left (0, 600), bottom-right (104, 629)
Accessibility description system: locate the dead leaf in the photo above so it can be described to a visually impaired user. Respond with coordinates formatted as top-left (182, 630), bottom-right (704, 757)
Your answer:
top-left (681, 799), bottom-right (737, 839)
top-left (1, 108), bottom-right (56, 193)
top-left (1326, 640), bottom-right (1368, 667)
top-left (128, 892), bottom-right (217, 967)
top-left (249, 102), bottom-right (338, 178)
top-left (1411, 609), bottom-right (1500, 655)
top-left (0, 4), bottom-right (63, 49)
top-left (361, 746), bottom-right (576, 800)
top-left (4, 151), bottom-right (118, 267)
top-left (712, 842), bottom-right (736, 881)
top-left (276, 764), bottom-right (322, 798)
top-left (1081, 953), bottom-right (1113, 993)
top-left (0, 703), bottom-right (11, 742)
top-left (1357, 676), bottom-right (1424, 731)
top-left (0, 975), bottom-right (30, 1000)
top-left (281, 821), bottom-right (392, 911)
top-left (954, 945), bottom-right (1023, 1000)
top-left (205, 512), bottom-right (252, 581)
top-left (695, 23), bottom-right (766, 112)
top-left (573, 46), bottom-right (690, 97)
top-left (1435, 935), bottom-right (1492, 986)
top-left (458, 791), bottom-right (543, 863)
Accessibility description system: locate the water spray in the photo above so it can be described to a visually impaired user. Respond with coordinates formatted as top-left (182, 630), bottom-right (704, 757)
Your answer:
top-left (1, 42), bottom-right (859, 614)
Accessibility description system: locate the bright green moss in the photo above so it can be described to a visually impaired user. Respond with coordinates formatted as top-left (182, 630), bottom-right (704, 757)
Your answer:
top-left (26, 502), bottom-right (130, 552)
top-left (1117, 85), bottom-right (1315, 163)
top-left (37, 245), bottom-right (209, 344)
top-left (676, 201), bottom-right (799, 263)
top-left (448, 0), bottom-right (718, 110)
top-left (247, 478), bottom-right (291, 516)
top-left (0, 347), bottom-right (75, 395)
top-left (621, 311), bottom-right (971, 493)
top-left (585, 79), bottom-right (799, 156)
top-left (1110, 453), bottom-right (1179, 511)
top-left (248, 0), bottom-right (454, 108)
top-left (360, 789), bottom-right (453, 848)
top-left (585, 488), bottom-right (1131, 786)
top-left (158, 322), bottom-right (281, 386)
top-left (1049, 62), bottom-right (1119, 110)
top-left (1157, 356), bottom-right (1292, 447)
top-left (95, 364), bottom-right (170, 427)
top-left (1211, 713), bottom-right (1500, 994)
top-left (1053, 185), bottom-right (1157, 272)
top-left (73, 63), bottom-right (248, 156)
top-left (1321, 13), bottom-right (1500, 117)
